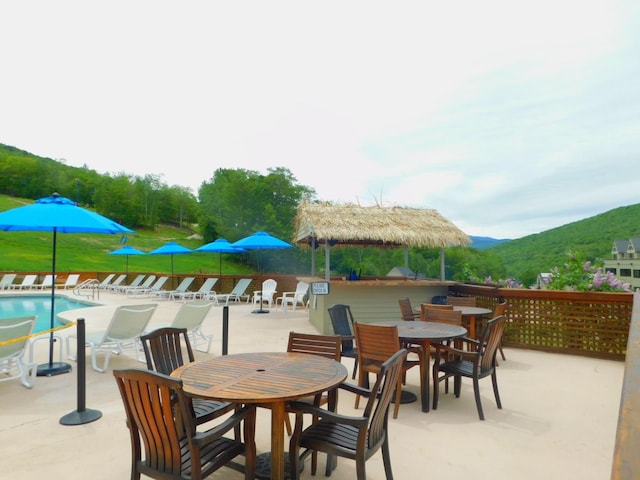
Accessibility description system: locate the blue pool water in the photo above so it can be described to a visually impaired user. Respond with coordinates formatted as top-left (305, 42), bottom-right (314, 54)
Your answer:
top-left (0, 295), bottom-right (97, 333)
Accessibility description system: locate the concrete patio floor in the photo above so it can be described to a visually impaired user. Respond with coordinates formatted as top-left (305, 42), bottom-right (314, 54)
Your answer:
top-left (0, 291), bottom-right (624, 480)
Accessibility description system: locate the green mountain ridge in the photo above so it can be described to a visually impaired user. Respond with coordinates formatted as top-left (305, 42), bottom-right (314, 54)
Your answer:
top-left (489, 203), bottom-right (640, 285)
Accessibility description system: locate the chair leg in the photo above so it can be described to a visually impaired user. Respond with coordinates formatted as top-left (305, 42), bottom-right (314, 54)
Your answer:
top-left (393, 376), bottom-right (402, 419)
top-left (381, 437), bottom-right (394, 480)
top-left (351, 359), bottom-right (358, 380)
top-left (492, 371), bottom-right (502, 409)
top-left (473, 376), bottom-right (485, 421)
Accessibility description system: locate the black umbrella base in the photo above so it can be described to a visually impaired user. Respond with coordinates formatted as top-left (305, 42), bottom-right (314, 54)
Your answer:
top-left (60, 408), bottom-right (102, 426)
top-left (255, 452), bottom-right (303, 480)
top-left (391, 389), bottom-right (417, 404)
top-left (37, 361), bottom-right (72, 377)
top-left (252, 309), bottom-right (270, 314)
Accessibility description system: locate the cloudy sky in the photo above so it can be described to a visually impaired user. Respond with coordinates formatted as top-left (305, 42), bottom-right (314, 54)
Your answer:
top-left (2, 1), bottom-right (639, 239)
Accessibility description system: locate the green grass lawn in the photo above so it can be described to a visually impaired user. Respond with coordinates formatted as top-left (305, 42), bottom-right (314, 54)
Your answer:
top-left (0, 195), bottom-right (251, 275)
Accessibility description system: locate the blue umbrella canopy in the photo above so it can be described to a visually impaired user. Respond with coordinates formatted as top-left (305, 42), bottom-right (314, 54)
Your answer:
top-left (231, 231), bottom-right (292, 250)
top-left (109, 246), bottom-right (146, 274)
top-left (150, 241), bottom-right (192, 278)
top-left (0, 193), bottom-right (134, 376)
top-left (231, 232), bottom-right (292, 313)
top-left (195, 238), bottom-right (244, 275)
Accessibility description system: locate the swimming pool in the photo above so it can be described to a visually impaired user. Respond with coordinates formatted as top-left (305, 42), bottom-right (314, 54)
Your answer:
top-left (0, 295), bottom-right (99, 333)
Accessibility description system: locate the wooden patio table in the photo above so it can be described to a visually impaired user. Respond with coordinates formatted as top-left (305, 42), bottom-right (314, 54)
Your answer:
top-left (381, 320), bottom-right (467, 412)
top-left (171, 351), bottom-right (348, 480)
top-left (452, 306), bottom-right (492, 339)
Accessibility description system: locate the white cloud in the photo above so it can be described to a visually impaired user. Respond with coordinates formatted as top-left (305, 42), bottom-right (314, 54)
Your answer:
top-left (1, 1), bottom-right (639, 239)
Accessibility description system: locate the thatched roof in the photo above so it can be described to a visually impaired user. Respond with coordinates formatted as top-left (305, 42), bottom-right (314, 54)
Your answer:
top-left (294, 202), bottom-right (470, 248)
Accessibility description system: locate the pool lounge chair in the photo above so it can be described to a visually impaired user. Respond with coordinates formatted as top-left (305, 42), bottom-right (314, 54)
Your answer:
top-left (66, 303), bottom-right (158, 372)
top-left (113, 274), bottom-right (146, 294)
top-left (127, 276), bottom-right (169, 297)
top-left (212, 278), bottom-right (252, 305)
top-left (9, 275), bottom-right (38, 290)
top-left (180, 277), bottom-right (218, 300)
top-left (103, 273), bottom-right (126, 291)
top-left (31, 274), bottom-right (56, 290)
top-left (155, 276), bottom-right (195, 300)
top-left (150, 300), bottom-right (215, 352)
top-left (0, 316), bottom-right (37, 388)
top-left (61, 274), bottom-right (80, 289)
top-left (0, 273), bottom-right (16, 290)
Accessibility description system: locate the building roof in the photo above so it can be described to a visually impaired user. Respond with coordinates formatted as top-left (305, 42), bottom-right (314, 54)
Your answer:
top-left (293, 202), bottom-right (470, 248)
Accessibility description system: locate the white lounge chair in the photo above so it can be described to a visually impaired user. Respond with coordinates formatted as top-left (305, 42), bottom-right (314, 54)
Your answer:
top-left (103, 273), bottom-right (126, 291)
top-left (66, 303), bottom-right (158, 372)
top-left (157, 277), bottom-right (195, 300)
top-left (113, 274), bottom-right (146, 294)
top-left (122, 275), bottom-right (156, 295)
top-left (276, 281), bottom-right (309, 311)
top-left (252, 278), bottom-right (278, 309)
top-left (128, 276), bottom-right (169, 297)
top-left (211, 278), bottom-right (252, 305)
top-left (10, 275), bottom-right (37, 290)
top-left (0, 316), bottom-right (37, 388)
top-left (61, 274), bottom-right (80, 289)
top-left (97, 273), bottom-right (116, 288)
top-left (31, 274), bottom-right (56, 290)
top-left (181, 277), bottom-right (218, 300)
top-left (0, 273), bottom-right (16, 290)
top-left (151, 300), bottom-right (215, 352)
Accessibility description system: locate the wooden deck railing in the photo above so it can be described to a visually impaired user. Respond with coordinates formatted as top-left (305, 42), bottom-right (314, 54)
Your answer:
top-left (452, 284), bottom-right (633, 360)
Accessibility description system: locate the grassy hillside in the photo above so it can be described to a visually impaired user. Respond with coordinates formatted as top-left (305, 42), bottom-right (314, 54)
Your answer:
top-left (491, 203), bottom-right (640, 284)
top-left (0, 195), bottom-right (251, 275)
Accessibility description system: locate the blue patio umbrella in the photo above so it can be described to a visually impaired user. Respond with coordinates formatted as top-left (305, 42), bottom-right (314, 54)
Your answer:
top-left (0, 193), bottom-right (133, 376)
top-left (231, 231), bottom-right (292, 313)
top-left (109, 245), bottom-right (146, 274)
top-left (149, 242), bottom-right (192, 285)
top-left (195, 238), bottom-right (244, 275)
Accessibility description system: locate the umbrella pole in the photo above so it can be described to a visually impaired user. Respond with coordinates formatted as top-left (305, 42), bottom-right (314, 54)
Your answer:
top-left (37, 228), bottom-right (72, 376)
top-left (252, 250), bottom-right (269, 314)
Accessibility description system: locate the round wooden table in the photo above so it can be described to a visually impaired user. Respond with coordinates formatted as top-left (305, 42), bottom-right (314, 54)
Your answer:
top-left (172, 352), bottom-right (348, 480)
top-left (452, 306), bottom-right (492, 339)
top-left (381, 321), bottom-right (467, 412)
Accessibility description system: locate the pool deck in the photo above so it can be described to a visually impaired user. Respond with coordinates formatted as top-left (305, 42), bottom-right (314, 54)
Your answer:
top-left (0, 290), bottom-right (624, 480)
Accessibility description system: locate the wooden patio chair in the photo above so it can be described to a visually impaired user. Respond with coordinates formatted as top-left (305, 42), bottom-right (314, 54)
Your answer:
top-left (285, 331), bottom-right (342, 472)
top-left (432, 315), bottom-right (507, 420)
top-left (113, 368), bottom-right (256, 480)
top-left (328, 304), bottom-right (358, 379)
top-left (140, 327), bottom-right (235, 425)
top-left (447, 295), bottom-right (477, 307)
top-left (288, 349), bottom-right (407, 480)
top-left (398, 297), bottom-right (419, 321)
top-left (353, 322), bottom-right (421, 419)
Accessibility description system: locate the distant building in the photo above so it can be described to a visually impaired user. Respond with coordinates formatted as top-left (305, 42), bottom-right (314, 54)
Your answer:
top-left (602, 238), bottom-right (640, 289)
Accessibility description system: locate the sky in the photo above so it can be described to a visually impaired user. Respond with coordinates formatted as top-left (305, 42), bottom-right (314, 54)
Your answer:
top-left (2, 1), bottom-right (639, 240)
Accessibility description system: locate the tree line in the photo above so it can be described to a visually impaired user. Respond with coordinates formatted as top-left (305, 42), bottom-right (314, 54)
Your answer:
top-left (1, 143), bottom-right (511, 280)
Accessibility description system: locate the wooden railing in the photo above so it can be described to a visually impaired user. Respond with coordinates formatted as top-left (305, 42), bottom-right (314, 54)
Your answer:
top-left (452, 284), bottom-right (633, 360)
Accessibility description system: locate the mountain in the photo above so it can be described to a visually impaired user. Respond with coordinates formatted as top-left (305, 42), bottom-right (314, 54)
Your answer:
top-left (469, 236), bottom-right (511, 250)
top-left (488, 203), bottom-right (640, 285)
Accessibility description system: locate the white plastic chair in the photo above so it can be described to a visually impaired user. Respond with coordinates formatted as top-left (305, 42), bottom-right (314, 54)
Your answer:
top-left (252, 279), bottom-right (278, 309)
top-left (0, 316), bottom-right (37, 388)
top-left (66, 303), bottom-right (158, 372)
top-left (276, 281), bottom-right (309, 311)
top-left (31, 274), bottom-right (56, 290)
